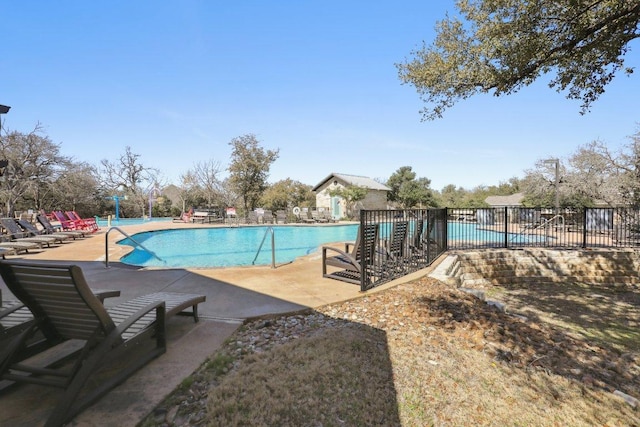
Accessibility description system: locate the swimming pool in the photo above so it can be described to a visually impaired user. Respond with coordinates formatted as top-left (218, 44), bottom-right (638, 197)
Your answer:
top-left (447, 221), bottom-right (547, 247)
top-left (118, 224), bottom-right (359, 268)
top-left (118, 221), bottom-right (543, 269)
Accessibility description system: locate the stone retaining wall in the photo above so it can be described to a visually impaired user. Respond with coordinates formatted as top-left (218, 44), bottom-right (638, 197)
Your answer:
top-left (431, 248), bottom-right (640, 288)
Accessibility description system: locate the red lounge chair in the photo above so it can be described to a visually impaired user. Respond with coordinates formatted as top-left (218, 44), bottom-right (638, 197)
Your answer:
top-left (65, 211), bottom-right (99, 232)
top-left (51, 211), bottom-right (84, 232)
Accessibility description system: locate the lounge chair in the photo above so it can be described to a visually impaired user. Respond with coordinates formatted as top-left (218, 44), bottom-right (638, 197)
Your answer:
top-left (51, 211), bottom-right (88, 233)
top-left (311, 210), bottom-right (329, 223)
top-left (275, 210), bottom-right (287, 224)
top-left (37, 214), bottom-right (87, 239)
top-left (320, 210), bottom-right (336, 223)
top-left (298, 211), bottom-right (315, 223)
top-left (322, 223), bottom-right (380, 284)
top-left (16, 219), bottom-right (73, 244)
top-left (384, 221), bottom-right (410, 261)
top-left (65, 211), bottom-right (99, 232)
top-left (0, 229), bottom-right (44, 254)
top-left (1, 287), bottom-right (120, 363)
top-left (260, 210), bottom-right (274, 224)
top-left (0, 218), bottom-right (59, 248)
top-left (378, 221), bottom-right (410, 273)
top-left (0, 247), bottom-right (16, 258)
top-left (172, 209), bottom-right (193, 223)
top-left (0, 260), bottom-right (206, 426)
top-left (247, 211), bottom-right (259, 224)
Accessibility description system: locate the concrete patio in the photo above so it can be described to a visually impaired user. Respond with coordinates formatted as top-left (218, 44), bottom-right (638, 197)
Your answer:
top-left (0, 221), bottom-right (433, 426)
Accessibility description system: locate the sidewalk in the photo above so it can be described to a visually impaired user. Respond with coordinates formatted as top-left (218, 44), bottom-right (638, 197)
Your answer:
top-left (0, 222), bottom-right (433, 426)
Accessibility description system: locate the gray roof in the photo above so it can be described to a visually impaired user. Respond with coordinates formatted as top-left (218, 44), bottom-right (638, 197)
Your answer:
top-left (484, 192), bottom-right (525, 206)
top-left (312, 173), bottom-right (391, 192)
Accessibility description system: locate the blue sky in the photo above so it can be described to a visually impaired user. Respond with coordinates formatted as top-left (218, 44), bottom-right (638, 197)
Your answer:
top-left (3, 1), bottom-right (639, 191)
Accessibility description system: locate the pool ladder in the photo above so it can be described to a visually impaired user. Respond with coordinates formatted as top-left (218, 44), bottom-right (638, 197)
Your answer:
top-left (104, 226), bottom-right (164, 268)
top-left (253, 226), bottom-right (276, 268)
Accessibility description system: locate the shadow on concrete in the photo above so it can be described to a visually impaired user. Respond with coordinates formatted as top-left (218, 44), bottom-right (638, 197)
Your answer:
top-left (0, 260), bottom-right (317, 427)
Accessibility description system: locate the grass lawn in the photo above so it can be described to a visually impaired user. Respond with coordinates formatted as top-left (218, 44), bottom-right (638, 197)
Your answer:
top-left (142, 277), bottom-right (640, 426)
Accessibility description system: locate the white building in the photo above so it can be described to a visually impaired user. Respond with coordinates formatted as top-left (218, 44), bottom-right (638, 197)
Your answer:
top-left (312, 173), bottom-right (391, 219)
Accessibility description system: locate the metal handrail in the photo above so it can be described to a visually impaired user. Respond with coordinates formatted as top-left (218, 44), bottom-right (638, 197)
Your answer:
top-left (252, 226), bottom-right (276, 268)
top-left (105, 226), bottom-right (164, 268)
top-left (511, 214), bottom-right (565, 241)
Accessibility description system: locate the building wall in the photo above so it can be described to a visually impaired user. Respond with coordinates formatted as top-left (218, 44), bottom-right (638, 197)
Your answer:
top-left (315, 180), bottom-right (388, 219)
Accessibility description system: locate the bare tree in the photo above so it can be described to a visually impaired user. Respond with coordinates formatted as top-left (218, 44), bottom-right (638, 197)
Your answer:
top-left (48, 161), bottom-right (102, 216)
top-left (522, 129), bottom-right (640, 207)
top-left (0, 125), bottom-right (68, 215)
top-left (191, 159), bottom-right (224, 209)
top-left (100, 146), bottom-right (158, 217)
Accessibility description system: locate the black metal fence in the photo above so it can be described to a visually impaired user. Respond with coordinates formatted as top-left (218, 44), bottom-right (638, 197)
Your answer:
top-left (359, 208), bottom-right (447, 291)
top-left (354, 207), bottom-right (640, 291)
top-left (447, 206), bottom-right (640, 250)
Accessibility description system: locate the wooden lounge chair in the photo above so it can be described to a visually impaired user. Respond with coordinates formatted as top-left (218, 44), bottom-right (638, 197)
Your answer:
top-left (298, 211), bottom-right (315, 223)
top-left (0, 218), bottom-right (59, 248)
top-left (384, 221), bottom-right (410, 261)
top-left (16, 219), bottom-right (73, 244)
top-left (0, 232), bottom-right (43, 254)
top-left (0, 261), bottom-right (206, 426)
top-left (0, 247), bottom-right (16, 258)
top-left (311, 210), bottom-right (329, 223)
top-left (247, 211), bottom-right (259, 224)
top-left (37, 214), bottom-right (87, 239)
top-left (51, 211), bottom-right (87, 233)
top-left (1, 287), bottom-right (121, 363)
top-left (322, 223), bottom-right (380, 284)
top-left (65, 211), bottom-right (99, 232)
top-left (275, 210), bottom-right (287, 224)
top-left (260, 210), bottom-right (274, 224)
top-left (320, 210), bottom-right (336, 223)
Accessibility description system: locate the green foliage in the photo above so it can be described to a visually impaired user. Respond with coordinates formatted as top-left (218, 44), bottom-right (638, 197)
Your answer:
top-left (397, 1), bottom-right (640, 120)
top-left (329, 185), bottom-right (367, 219)
top-left (386, 166), bottom-right (437, 208)
top-left (151, 196), bottom-right (175, 218)
top-left (205, 353), bottom-right (234, 377)
top-left (228, 134), bottom-right (280, 215)
top-left (260, 179), bottom-right (314, 211)
top-left (435, 178), bottom-right (522, 208)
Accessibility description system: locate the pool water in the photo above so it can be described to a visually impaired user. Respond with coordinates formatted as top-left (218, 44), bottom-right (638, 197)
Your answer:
top-left (448, 222), bottom-right (547, 244)
top-left (119, 224), bottom-right (359, 268)
top-left (118, 221), bottom-right (543, 269)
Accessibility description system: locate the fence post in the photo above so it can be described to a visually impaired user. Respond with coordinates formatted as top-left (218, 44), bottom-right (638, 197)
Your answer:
top-left (582, 208), bottom-right (588, 248)
top-left (359, 209), bottom-right (366, 292)
top-left (503, 207), bottom-right (508, 248)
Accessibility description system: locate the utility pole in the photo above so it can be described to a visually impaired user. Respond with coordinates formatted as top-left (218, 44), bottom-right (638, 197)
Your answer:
top-left (544, 158), bottom-right (560, 225)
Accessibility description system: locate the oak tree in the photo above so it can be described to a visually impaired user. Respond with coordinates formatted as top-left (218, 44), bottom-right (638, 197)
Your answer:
top-left (227, 134), bottom-right (279, 215)
top-left (398, 0), bottom-right (640, 120)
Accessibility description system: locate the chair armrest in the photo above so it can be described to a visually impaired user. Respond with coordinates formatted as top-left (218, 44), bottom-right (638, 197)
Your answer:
top-left (112, 301), bottom-right (165, 335)
top-left (93, 289), bottom-right (121, 302)
top-left (0, 301), bottom-right (25, 319)
top-left (322, 245), bottom-right (352, 259)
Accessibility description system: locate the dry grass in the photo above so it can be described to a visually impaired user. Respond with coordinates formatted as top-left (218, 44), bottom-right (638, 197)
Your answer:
top-left (207, 326), bottom-right (399, 426)
top-left (142, 277), bottom-right (640, 427)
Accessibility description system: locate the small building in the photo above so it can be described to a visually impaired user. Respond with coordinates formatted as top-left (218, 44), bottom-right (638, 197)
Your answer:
top-left (484, 193), bottom-right (525, 207)
top-left (312, 173), bottom-right (390, 219)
